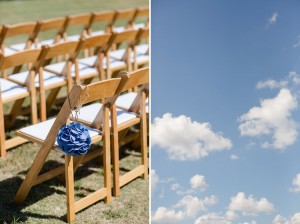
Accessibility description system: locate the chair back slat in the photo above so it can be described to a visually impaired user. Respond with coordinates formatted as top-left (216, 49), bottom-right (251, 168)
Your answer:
top-left (0, 48), bottom-right (41, 70)
top-left (120, 67), bottom-right (149, 91)
top-left (43, 41), bottom-right (81, 59)
top-left (39, 17), bottom-right (66, 31)
top-left (83, 78), bottom-right (122, 104)
top-left (113, 29), bottom-right (138, 45)
top-left (67, 13), bottom-right (92, 26)
top-left (5, 22), bottom-right (37, 37)
top-left (83, 33), bottom-right (111, 49)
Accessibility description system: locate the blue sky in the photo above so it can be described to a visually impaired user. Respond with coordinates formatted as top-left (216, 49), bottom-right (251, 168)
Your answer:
top-left (151, 0), bottom-right (300, 223)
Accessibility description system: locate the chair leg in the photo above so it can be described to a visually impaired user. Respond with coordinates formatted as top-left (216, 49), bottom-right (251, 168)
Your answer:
top-left (65, 155), bottom-right (75, 223)
top-left (141, 98), bottom-right (148, 179)
top-left (30, 89), bottom-right (38, 125)
top-left (39, 89), bottom-right (47, 122)
top-left (110, 106), bottom-right (120, 197)
top-left (0, 103), bottom-right (6, 158)
top-left (103, 106), bottom-right (112, 203)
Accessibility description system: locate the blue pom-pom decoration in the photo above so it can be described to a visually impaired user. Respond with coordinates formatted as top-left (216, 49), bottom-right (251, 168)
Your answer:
top-left (57, 122), bottom-right (91, 156)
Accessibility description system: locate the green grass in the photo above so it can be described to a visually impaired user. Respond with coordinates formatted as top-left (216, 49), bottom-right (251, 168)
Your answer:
top-left (0, 0), bottom-right (149, 223)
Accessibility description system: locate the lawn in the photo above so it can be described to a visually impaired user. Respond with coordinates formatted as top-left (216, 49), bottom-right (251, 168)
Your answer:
top-left (0, 0), bottom-right (149, 223)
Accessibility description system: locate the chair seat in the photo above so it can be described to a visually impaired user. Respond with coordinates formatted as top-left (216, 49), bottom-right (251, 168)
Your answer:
top-left (9, 70), bottom-right (66, 88)
top-left (3, 47), bottom-right (17, 55)
top-left (66, 34), bottom-right (81, 42)
top-left (110, 49), bottom-right (126, 60)
top-left (113, 26), bottom-right (126, 33)
top-left (136, 44), bottom-right (149, 55)
top-left (78, 56), bottom-right (126, 69)
top-left (116, 92), bottom-right (149, 113)
top-left (39, 39), bottom-right (57, 47)
top-left (133, 23), bottom-right (146, 30)
top-left (90, 30), bottom-right (105, 37)
top-left (0, 78), bottom-right (29, 101)
top-left (44, 62), bottom-right (99, 79)
top-left (18, 118), bottom-right (101, 146)
top-left (133, 54), bottom-right (149, 64)
top-left (72, 103), bottom-right (137, 126)
top-left (9, 43), bottom-right (33, 51)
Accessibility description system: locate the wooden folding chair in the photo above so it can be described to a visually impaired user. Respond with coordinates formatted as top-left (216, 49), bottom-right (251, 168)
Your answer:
top-left (112, 67), bottom-right (149, 196)
top-left (0, 49), bottom-right (42, 157)
top-left (0, 22), bottom-right (39, 55)
top-left (73, 33), bottom-right (112, 84)
top-left (34, 17), bottom-right (66, 47)
top-left (132, 28), bottom-right (149, 70)
top-left (62, 13), bottom-right (92, 42)
top-left (86, 10), bottom-right (116, 36)
top-left (129, 7), bottom-right (150, 30)
top-left (108, 29), bottom-right (139, 78)
top-left (39, 40), bottom-right (84, 121)
top-left (112, 8), bottom-right (136, 33)
top-left (78, 30), bottom-right (138, 80)
top-left (70, 68), bottom-right (149, 197)
top-left (14, 76), bottom-right (127, 223)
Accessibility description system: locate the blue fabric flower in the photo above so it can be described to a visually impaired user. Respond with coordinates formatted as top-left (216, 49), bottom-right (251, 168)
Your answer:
top-left (57, 122), bottom-right (91, 156)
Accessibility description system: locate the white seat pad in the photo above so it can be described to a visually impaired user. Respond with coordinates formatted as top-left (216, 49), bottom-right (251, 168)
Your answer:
top-left (45, 62), bottom-right (98, 78)
top-left (78, 56), bottom-right (125, 70)
top-left (116, 92), bottom-right (149, 113)
top-left (136, 44), bottom-right (149, 55)
top-left (9, 70), bottom-right (66, 87)
top-left (9, 43), bottom-right (33, 51)
top-left (3, 47), bottom-right (17, 55)
top-left (113, 26), bottom-right (126, 33)
top-left (72, 103), bottom-right (137, 125)
top-left (39, 39), bottom-right (57, 47)
top-left (133, 54), bottom-right (149, 64)
top-left (110, 49), bottom-right (126, 60)
top-left (19, 118), bottom-right (101, 146)
top-left (0, 78), bottom-right (28, 100)
top-left (66, 34), bottom-right (81, 42)
top-left (90, 30), bottom-right (105, 37)
top-left (133, 23), bottom-right (146, 30)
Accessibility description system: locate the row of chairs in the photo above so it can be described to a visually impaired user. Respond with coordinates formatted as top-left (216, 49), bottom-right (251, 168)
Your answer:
top-left (0, 27), bottom-right (149, 158)
top-left (12, 67), bottom-right (149, 223)
top-left (0, 7), bottom-right (149, 56)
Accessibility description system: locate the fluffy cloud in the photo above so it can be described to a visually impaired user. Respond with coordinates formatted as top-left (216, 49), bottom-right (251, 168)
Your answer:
top-left (151, 170), bottom-right (159, 192)
top-left (152, 207), bottom-right (185, 223)
top-left (293, 36), bottom-right (300, 48)
top-left (239, 222), bottom-right (257, 224)
top-left (289, 173), bottom-right (300, 193)
top-left (152, 195), bottom-right (218, 223)
top-left (273, 213), bottom-right (300, 224)
top-left (171, 175), bottom-right (208, 195)
top-left (256, 79), bottom-right (287, 89)
top-left (268, 12), bottom-right (279, 26)
top-left (194, 213), bottom-right (231, 224)
top-left (190, 175), bottom-right (208, 191)
top-left (239, 88), bottom-right (298, 150)
top-left (230, 154), bottom-right (239, 160)
top-left (227, 192), bottom-right (275, 218)
top-left (152, 113), bottom-right (232, 160)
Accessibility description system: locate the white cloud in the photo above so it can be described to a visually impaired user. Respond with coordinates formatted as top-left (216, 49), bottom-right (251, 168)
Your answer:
top-left (239, 88), bottom-right (298, 150)
top-left (152, 195), bottom-right (218, 223)
top-left (171, 175), bottom-right (208, 195)
top-left (289, 71), bottom-right (300, 85)
top-left (268, 12), bottom-right (279, 26)
top-left (230, 154), bottom-right (239, 160)
top-left (243, 220), bottom-right (257, 224)
top-left (273, 213), bottom-right (300, 224)
top-left (227, 192), bottom-right (275, 218)
top-left (289, 173), bottom-right (300, 193)
top-left (190, 175), bottom-right (208, 191)
top-left (194, 213), bottom-right (231, 224)
top-left (152, 113), bottom-right (232, 160)
top-left (151, 170), bottom-right (159, 192)
top-left (293, 36), bottom-right (300, 48)
top-left (152, 207), bottom-right (185, 223)
top-left (256, 79), bottom-right (288, 89)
